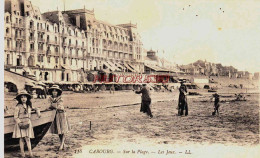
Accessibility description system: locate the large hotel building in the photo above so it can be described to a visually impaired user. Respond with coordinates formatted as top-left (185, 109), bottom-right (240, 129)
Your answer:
top-left (4, 0), bottom-right (145, 83)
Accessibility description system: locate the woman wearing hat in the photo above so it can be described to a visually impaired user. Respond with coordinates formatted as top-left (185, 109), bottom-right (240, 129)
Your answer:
top-left (212, 93), bottom-right (220, 115)
top-left (178, 81), bottom-right (188, 116)
top-left (48, 85), bottom-right (70, 151)
top-left (12, 90), bottom-right (41, 158)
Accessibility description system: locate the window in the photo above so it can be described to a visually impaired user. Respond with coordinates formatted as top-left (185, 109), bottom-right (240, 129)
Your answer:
top-left (38, 55), bottom-right (41, 62)
top-left (55, 47), bottom-right (59, 53)
top-left (47, 57), bottom-right (50, 63)
top-left (76, 60), bottom-right (78, 65)
top-left (30, 43), bottom-right (34, 50)
top-left (5, 17), bottom-right (9, 23)
top-left (61, 72), bottom-right (65, 81)
top-left (6, 28), bottom-right (9, 34)
top-left (7, 40), bottom-right (10, 48)
top-left (47, 25), bottom-right (49, 31)
top-left (55, 57), bottom-right (58, 64)
top-left (41, 56), bottom-right (43, 62)
top-left (16, 18), bottom-right (18, 24)
top-left (82, 42), bottom-right (84, 47)
top-left (7, 54), bottom-right (10, 65)
top-left (63, 57), bottom-right (66, 64)
top-left (30, 21), bottom-right (33, 28)
top-left (55, 36), bottom-right (57, 42)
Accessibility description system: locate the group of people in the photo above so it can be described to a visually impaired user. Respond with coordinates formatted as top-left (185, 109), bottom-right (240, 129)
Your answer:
top-left (12, 81), bottom-right (220, 157)
top-left (12, 85), bottom-right (70, 158)
top-left (134, 81), bottom-right (220, 118)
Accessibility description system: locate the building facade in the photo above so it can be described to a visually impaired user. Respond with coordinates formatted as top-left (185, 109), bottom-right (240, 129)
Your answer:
top-left (4, 0), bottom-right (145, 83)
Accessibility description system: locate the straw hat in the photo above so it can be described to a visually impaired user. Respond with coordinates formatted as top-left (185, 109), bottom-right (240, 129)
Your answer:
top-left (48, 85), bottom-right (62, 95)
top-left (15, 90), bottom-right (31, 100)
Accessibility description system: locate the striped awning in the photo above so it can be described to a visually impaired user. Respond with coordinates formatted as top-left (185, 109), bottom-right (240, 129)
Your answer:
top-left (103, 61), bottom-right (114, 71)
top-left (123, 62), bottom-right (136, 72)
top-left (107, 61), bottom-right (121, 71)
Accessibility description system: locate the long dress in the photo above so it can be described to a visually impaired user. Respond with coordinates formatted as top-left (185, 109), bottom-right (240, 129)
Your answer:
top-left (49, 96), bottom-right (70, 134)
top-left (12, 104), bottom-right (34, 138)
top-left (136, 87), bottom-right (153, 117)
top-left (178, 85), bottom-right (188, 116)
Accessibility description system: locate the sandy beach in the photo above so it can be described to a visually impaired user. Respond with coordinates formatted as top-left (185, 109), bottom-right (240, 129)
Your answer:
top-left (4, 88), bottom-right (259, 158)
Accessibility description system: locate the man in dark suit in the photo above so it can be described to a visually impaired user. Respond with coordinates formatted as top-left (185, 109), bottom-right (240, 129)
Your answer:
top-left (178, 81), bottom-right (188, 116)
top-left (135, 84), bottom-right (153, 118)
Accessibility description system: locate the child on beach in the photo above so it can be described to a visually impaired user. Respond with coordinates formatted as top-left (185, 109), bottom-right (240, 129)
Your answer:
top-left (48, 85), bottom-right (70, 151)
top-left (12, 90), bottom-right (41, 158)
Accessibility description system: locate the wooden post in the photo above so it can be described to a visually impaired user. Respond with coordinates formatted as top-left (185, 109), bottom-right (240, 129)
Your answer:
top-left (90, 121), bottom-right (92, 130)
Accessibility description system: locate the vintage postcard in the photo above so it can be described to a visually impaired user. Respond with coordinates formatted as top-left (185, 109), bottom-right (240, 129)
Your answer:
top-left (1, 0), bottom-right (260, 157)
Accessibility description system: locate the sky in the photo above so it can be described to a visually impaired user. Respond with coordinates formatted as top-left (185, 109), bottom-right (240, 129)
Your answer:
top-left (30, 0), bottom-right (260, 73)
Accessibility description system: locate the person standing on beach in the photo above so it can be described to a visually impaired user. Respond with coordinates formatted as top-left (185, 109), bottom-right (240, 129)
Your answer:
top-left (12, 90), bottom-right (41, 158)
top-left (178, 81), bottom-right (188, 116)
top-left (110, 84), bottom-right (115, 94)
top-left (135, 84), bottom-right (153, 118)
top-left (212, 93), bottom-right (220, 115)
top-left (48, 85), bottom-right (70, 151)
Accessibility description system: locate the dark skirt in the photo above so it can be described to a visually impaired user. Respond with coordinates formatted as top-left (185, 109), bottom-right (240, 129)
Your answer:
top-left (140, 100), bottom-right (153, 117)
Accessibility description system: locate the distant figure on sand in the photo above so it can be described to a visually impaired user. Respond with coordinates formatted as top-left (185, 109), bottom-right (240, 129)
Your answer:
top-left (12, 90), bottom-right (41, 158)
top-left (48, 85), bottom-right (70, 151)
top-left (212, 93), bottom-right (220, 116)
top-left (110, 84), bottom-right (115, 94)
top-left (135, 84), bottom-right (153, 118)
top-left (178, 81), bottom-right (188, 116)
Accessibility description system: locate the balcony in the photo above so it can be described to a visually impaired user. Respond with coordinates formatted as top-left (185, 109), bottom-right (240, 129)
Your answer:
top-left (38, 38), bottom-right (45, 43)
top-left (75, 44), bottom-right (81, 49)
top-left (29, 26), bottom-right (35, 31)
top-left (47, 40), bottom-right (58, 45)
top-left (15, 35), bottom-right (26, 40)
top-left (68, 43), bottom-right (75, 48)
top-left (14, 47), bottom-right (26, 52)
top-left (38, 49), bottom-right (44, 54)
top-left (54, 52), bottom-right (60, 56)
top-left (37, 27), bottom-right (45, 32)
top-left (30, 49), bottom-right (35, 52)
top-left (62, 32), bottom-right (68, 37)
top-left (29, 37), bottom-right (35, 41)
top-left (12, 23), bottom-right (24, 28)
top-left (46, 50), bottom-right (52, 55)
top-left (62, 42), bottom-right (68, 46)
